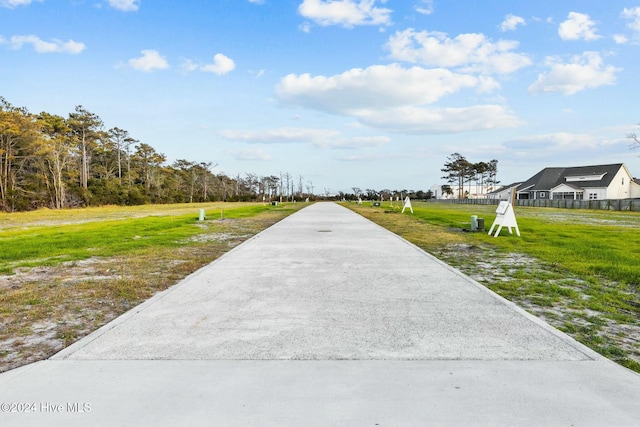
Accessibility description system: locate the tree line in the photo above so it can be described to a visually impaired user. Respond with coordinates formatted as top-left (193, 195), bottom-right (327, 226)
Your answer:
top-left (0, 98), bottom-right (313, 212)
top-left (440, 153), bottom-right (499, 199)
top-left (342, 188), bottom-right (433, 201)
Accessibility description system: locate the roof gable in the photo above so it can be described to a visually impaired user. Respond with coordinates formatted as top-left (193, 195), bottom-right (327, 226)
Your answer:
top-left (487, 182), bottom-right (521, 195)
top-left (551, 183), bottom-right (584, 192)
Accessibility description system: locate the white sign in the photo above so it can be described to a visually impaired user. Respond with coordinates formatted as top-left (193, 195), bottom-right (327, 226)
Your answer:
top-left (488, 201), bottom-right (520, 237)
top-left (401, 196), bottom-right (413, 213)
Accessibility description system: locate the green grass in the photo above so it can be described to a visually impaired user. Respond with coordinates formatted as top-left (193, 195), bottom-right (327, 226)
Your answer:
top-left (382, 202), bottom-right (640, 286)
top-left (0, 203), bottom-right (295, 274)
top-left (0, 201), bottom-right (285, 231)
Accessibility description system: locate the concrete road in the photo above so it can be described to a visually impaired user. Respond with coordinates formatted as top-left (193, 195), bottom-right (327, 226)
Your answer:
top-left (1, 202), bottom-right (639, 426)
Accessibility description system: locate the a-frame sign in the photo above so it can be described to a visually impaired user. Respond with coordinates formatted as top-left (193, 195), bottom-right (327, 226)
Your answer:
top-left (488, 187), bottom-right (520, 237)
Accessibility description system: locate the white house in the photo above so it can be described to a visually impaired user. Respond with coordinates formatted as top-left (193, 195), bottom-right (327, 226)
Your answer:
top-left (516, 163), bottom-right (640, 201)
top-left (487, 182), bottom-right (521, 200)
top-left (429, 184), bottom-right (497, 199)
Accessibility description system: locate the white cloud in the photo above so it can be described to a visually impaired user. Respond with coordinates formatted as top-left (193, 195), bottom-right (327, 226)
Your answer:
top-left (228, 147), bottom-right (271, 161)
top-left (313, 135), bottom-right (390, 149)
top-left (558, 12), bottom-right (600, 41)
top-left (182, 54), bottom-right (236, 75)
top-left (0, 0), bottom-right (39, 8)
top-left (277, 64), bottom-right (485, 113)
top-left (497, 129), bottom-right (630, 169)
top-left (613, 34), bottom-right (628, 44)
top-left (4, 35), bottom-right (85, 54)
top-left (334, 152), bottom-right (388, 162)
top-left (128, 49), bottom-right (169, 71)
top-left (355, 105), bottom-right (523, 133)
top-left (528, 52), bottom-right (620, 95)
top-left (107, 0), bottom-right (139, 12)
top-left (180, 59), bottom-right (198, 72)
top-left (503, 133), bottom-right (600, 154)
top-left (276, 64), bottom-right (523, 134)
top-left (622, 7), bottom-right (640, 33)
top-left (201, 54), bottom-right (236, 75)
top-left (500, 14), bottom-right (525, 32)
top-left (220, 127), bottom-right (340, 144)
top-left (385, 29), bottom-right (531, 75)
top-left (299, 22), bottom-right (312, 33)
top-left (297, 0), bottom-right (392, 28)
top-left (248, 0), bottom-right (265, 4)
top-left (220, 127), bottom-right (390, 150)
top-left (414, 0), bottom-right (433, 16)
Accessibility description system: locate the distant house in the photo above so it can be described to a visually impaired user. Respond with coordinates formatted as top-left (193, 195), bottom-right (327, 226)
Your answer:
top-left (487, 182), bottom-right (521, 201)
top-left (429, 184), bottom-right (497, 199)
top-left (516, 163), bottom-right (640, 201)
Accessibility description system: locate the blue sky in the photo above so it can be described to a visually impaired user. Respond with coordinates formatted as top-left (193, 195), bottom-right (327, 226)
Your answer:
top-left (2, 0), bottom-right (640, 194)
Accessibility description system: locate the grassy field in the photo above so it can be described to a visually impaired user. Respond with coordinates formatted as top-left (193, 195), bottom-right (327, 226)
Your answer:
top-left (0, 202), bottom-right (305, 372)
top-left (344, 201), bottom-right (640, 372)
top-left (0, 203), bottom-right (279, 275)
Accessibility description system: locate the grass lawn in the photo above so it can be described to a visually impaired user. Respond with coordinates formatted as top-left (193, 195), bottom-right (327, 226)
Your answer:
top-left (0, 203), bottom-right (277, 274)
top-left (344, 201), bottom-right (640, 373)
top-left (0, 202), bottom-right (305, 372)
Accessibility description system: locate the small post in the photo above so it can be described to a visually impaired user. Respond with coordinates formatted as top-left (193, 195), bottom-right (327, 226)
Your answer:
top-left (198, 209), bottom-right (205, 221)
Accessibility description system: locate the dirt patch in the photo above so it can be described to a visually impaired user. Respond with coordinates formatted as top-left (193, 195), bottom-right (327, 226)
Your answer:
top-left (436, 243), bottom-right (640, 370)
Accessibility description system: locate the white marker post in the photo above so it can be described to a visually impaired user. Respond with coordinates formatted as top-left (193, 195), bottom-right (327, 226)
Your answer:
top-left (488, 188), bottom-right (520, 237)
top-left (401, 196), bottom-right (413, 214)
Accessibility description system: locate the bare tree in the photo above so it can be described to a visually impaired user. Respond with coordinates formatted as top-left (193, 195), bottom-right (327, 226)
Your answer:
top-left (108, 127), bottom-right (136, 182)
top-left (283, 172), bottom-right (293, 201)
top-left (245, 172), bottom-right (258, 198)
top-left (200, 162), bottom-right (217, 201)
top-left (628, 125), bottom-right (639, 149)
top-left (68, 106), bottom-right (103, 190)
top-left (38, 112), bottom-right (75, 209)
top-left (297, 175), bottom-right (304, 197)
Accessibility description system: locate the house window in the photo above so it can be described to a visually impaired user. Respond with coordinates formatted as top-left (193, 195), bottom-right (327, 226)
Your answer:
top-left (553, 192), bottom-right (583, 200)
top-left (540, 192), bottom-right (546, 198)
top-left (622, 177), bottom-right (625, 185)
top-left (589, 193), bottom-right (598, 200)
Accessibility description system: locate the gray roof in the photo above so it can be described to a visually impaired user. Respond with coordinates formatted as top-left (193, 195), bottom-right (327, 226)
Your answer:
top-left (517, 164), bottom-right (624, 192)
top-left (486, 182), bottom-right (521, 195)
